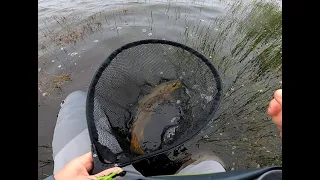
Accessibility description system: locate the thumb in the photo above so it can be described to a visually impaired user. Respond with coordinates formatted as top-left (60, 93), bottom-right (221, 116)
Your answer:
top-left (73, 152), bottom-right (93, 172)
top-left (89, 167), bottom-right (123, 179)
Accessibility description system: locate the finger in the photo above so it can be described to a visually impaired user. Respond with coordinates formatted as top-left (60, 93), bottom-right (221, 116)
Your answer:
top-left (274, 89), bottom-right (282, 106)
top-left (74, 152), bottom-right (93, 171)
top-left (272, 111), bottom-right (282, 128)
top-left (267, 99), bottom-right (281, 116)
top-left (273, 115), bottom-right (282, 139)
top-left (89, 167), bottom-right (123, 179)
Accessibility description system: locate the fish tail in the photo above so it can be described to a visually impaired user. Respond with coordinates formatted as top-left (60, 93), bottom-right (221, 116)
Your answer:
top-left (130, 134), bottom-right (145, 155)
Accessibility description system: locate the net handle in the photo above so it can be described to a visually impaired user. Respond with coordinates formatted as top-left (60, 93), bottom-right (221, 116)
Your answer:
top-left (90, 144), bottom-right (117, 174)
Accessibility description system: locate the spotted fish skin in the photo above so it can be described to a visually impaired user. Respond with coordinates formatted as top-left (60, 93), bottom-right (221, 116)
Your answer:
top-left (130, 80), bottom-right (181, 154)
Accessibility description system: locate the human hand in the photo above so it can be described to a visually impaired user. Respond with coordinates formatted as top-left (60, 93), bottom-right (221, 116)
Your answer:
top-left (267, 89), bottom-right (282, 137)
top-left (54, 152), bottom-right (123, 180)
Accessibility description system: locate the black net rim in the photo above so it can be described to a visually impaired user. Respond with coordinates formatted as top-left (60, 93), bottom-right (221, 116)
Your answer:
top-left (86, 39), bottom-right (223, 166)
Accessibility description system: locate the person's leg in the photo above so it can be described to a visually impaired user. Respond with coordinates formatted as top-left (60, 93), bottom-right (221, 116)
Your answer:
top-left (52, 91), bottom-right (91, 174)
top-left (176, 160), bottom-right (225, 174)
top-left (176, 152), bottom-right (226, 175)
top-left (52, 91), bottom-right (142, 176)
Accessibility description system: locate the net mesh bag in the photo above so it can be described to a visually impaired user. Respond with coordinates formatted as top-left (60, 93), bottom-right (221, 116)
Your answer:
top-left (86, 39), bottom-right (222, 172)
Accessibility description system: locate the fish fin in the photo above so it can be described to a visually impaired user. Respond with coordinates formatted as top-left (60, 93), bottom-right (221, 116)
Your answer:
top-left (130, 134), bottom-right (145, 155)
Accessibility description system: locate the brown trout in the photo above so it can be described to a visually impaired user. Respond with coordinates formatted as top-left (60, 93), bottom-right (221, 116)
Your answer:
top-left (130, 80), bottom-right (181, 154)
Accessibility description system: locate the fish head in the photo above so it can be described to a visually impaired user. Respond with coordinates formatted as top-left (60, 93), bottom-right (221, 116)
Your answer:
top-left (162, 80), bottom-right (181, 93)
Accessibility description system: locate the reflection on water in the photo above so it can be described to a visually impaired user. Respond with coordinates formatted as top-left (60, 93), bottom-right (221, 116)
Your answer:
top-left (38, 0), bottom-right (281, 178)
